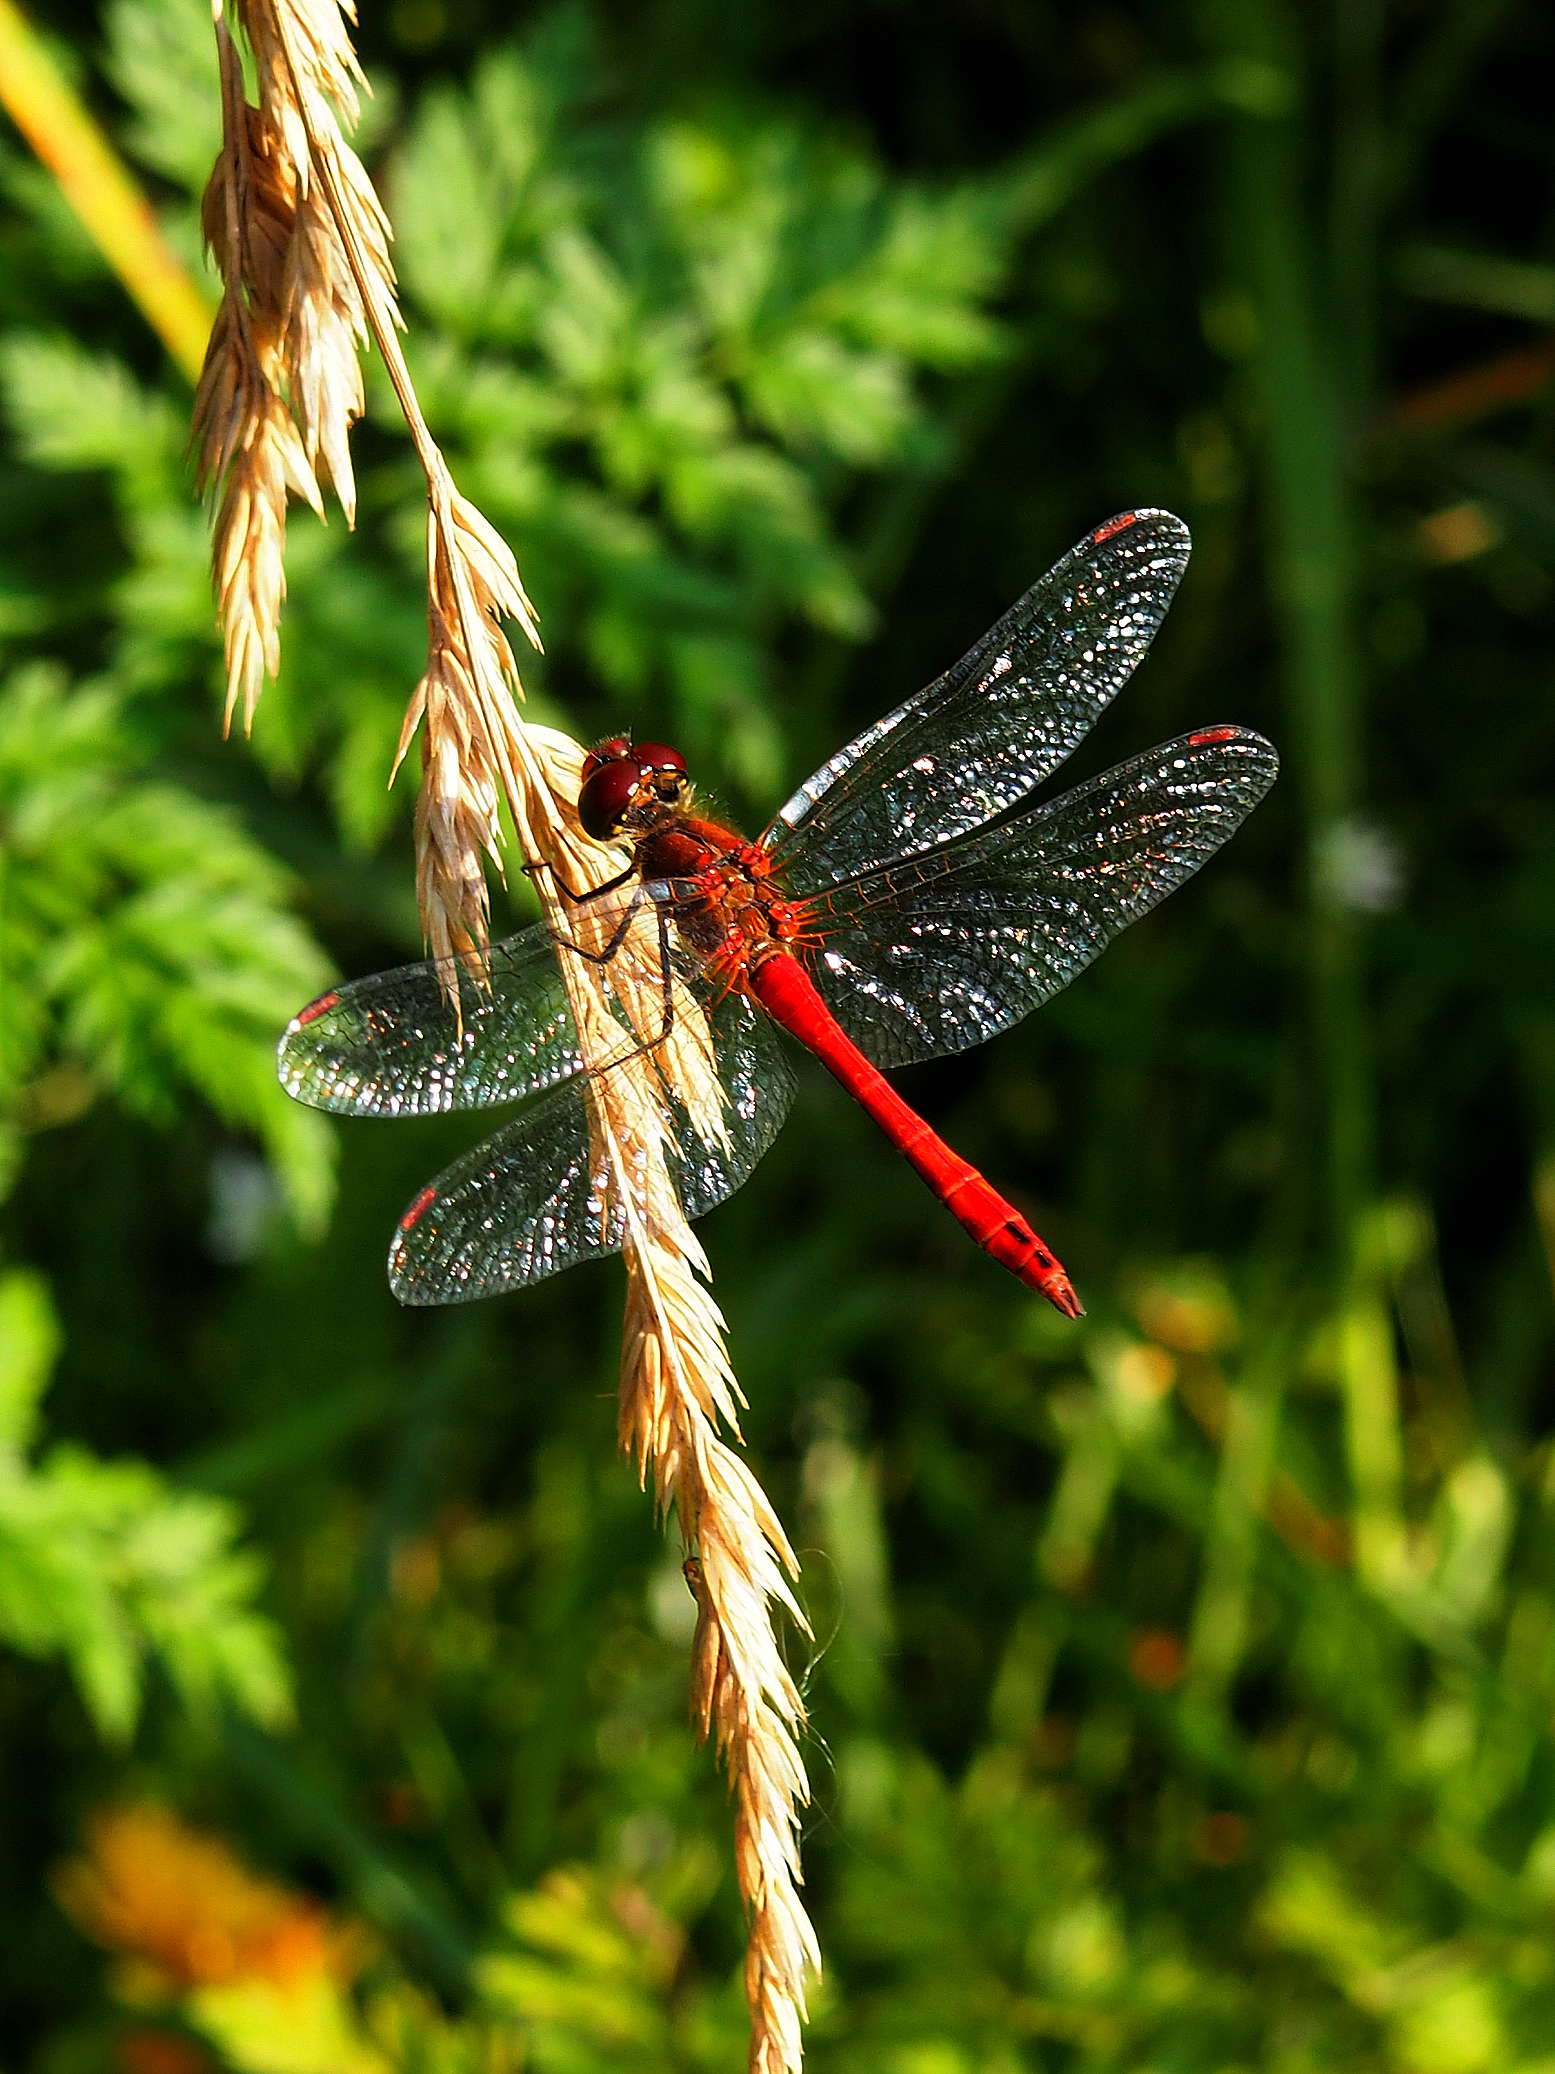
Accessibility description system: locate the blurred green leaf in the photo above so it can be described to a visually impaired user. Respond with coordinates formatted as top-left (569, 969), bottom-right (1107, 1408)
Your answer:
top-left (0, 1267), bottom-right (59, 1452)
top-left (0, 1271), bottom-right (291, 1739)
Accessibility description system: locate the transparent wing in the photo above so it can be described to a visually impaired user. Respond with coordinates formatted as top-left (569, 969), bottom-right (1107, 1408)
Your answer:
top-left (795, 728), bottom-right (1278, 1069)
top-left (276, 888), bottom-right (652, 1117)
top-left (763, 510), bottom-right (1191, 896)
top-left (387, 983), bottom-right (796, 1304)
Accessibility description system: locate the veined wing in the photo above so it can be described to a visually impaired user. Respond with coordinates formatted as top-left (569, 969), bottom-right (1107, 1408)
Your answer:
top-left (277, 887), bottom-right (651, 1117)
top-left (762, 510), bottom-right (1191, 898)
top-left (387, 982), bottom-right (796, 1303)
top-left (795, 728), bottom-right (1278, 1070)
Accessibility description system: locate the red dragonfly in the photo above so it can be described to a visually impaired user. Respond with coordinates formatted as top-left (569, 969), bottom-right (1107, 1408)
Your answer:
top-left (279, 511), bottom-right (1276, 1318)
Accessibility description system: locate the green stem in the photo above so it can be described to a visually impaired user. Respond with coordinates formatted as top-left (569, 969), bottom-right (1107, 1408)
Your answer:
top-left (1330, 0), bottom-right (1387, 441)
top-left (1212, 0), bottom-right (1372, 1262)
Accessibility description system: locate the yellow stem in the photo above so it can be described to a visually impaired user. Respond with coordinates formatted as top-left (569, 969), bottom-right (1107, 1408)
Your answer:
top-left (0, 0), bottom-right (213, 381)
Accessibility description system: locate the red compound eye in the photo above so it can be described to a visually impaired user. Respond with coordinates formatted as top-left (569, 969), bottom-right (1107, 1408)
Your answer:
top-left (632, 741), bottom-right (686, 776)
top-left (580, 736), bottom-right (632, 785)
top-left (578, 755), bottom-right (644, 839)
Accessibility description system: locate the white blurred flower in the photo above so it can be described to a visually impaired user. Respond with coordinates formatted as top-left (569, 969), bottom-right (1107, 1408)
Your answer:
top-left (1316, 816), bottom-right (1406, 914)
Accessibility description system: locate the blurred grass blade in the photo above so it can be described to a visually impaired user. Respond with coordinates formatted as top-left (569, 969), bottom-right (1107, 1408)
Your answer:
top-left (1387, 0), bottom-right (1514, 203)
top-left (1186, 1341), bottom-right (1290, 1704)
top-left (1213, 0), bottom-right (1372, 1253)
top-left (0, 0), bottom-right (211, 378)
top-left (177, 1378), bottom-right (394, 1493)
top-left (1398, 243), bottom-right (1555, 324)
top-left (1004, 59), bottom-right (1288, 236)
top-left (1338, 1274), bottom-right (1407, 1593)
top-left (223, 1716), bottom-right (474, 1996)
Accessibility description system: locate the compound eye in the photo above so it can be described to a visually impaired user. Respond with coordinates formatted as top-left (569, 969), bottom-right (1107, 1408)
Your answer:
top-left (578, 756), bottom-right (643, 840)
top-left (580, 736), bottom-right (633, 785)
top-left (632, 741), bottom-right (687, 777)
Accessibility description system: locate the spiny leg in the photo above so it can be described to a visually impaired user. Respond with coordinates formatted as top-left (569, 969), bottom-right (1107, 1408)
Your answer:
top-left (550, 883), bottom-right (651, 967)
top-left (552, 887), bottom-right (681, 1078)
top-left (522, 857), bottom-right (639, 905)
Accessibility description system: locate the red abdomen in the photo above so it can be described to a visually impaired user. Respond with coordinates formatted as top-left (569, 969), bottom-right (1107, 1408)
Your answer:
top-left (746, 951), bottom-right (1082, 1317)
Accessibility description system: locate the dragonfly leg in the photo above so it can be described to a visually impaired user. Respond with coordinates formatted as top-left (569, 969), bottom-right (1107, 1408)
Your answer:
top-left (582, 904), bottom-right (680, 1050)
top-left (550, 884), bottom-right (652, 968)
top-left (548, 891), bottom-right (681, 1075)
top-left (539, 906), bottom-right (682, 1092)
top-left (649, 902), bottom-right (676, 1050)
top-left (522, 857), bottom-right (639, 905)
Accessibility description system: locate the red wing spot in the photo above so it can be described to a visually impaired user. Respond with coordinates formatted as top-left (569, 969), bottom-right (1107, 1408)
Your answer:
top-left (399, 1184), bottom-right (438, 1233)
top-left (1090, 511), bottom-right (1138, 545)
top-left (1189, 726), bottom-right (1241, 747)
top-left (294, 990), bottom-right (340, 1026)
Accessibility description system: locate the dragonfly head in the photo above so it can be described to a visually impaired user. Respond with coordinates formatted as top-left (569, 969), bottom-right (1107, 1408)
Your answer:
top-left (578, 738), bottom-right (688, 840)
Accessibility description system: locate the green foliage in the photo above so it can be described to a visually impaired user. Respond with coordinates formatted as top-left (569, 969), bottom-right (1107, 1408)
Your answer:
top-left (370, 26), bottom-right (1012, 799)
top-left (101, 0), bottom-right (223, 196)
top-left (475, 1867), bottom-right (746, 2069)
top-left (0, 1267), bottom-right (290, 1739)
top-left (0, 651), bottom-right (334, 1226)
top-left (1, 329), bottom-right (219, 694)
top-left (21, 5), bottom-right (1021, 848)
top-left (0, 302), bottom-right (330, 1765)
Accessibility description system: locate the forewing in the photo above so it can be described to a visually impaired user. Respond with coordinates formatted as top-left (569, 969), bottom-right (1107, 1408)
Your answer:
top-left (277, 889), bottom-right (646, 1117)
top-left (763, 510), bottom-right (1191, 895)
top-left (798, 728), bottom-right (1279, 1069)
top-left (387, 984), bottom-right (796, 1304)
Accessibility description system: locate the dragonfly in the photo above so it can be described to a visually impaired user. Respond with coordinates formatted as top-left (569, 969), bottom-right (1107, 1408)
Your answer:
top-left (279, 509), bottom-right (1277, 1318)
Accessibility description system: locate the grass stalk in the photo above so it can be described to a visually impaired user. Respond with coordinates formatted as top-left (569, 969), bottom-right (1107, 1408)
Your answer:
top-left (195, 9), bottom-right (819, 2061)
